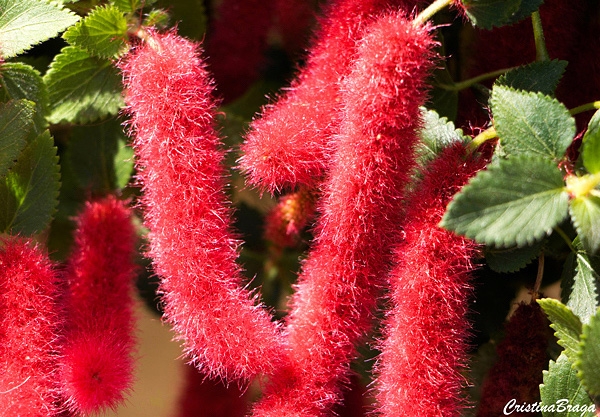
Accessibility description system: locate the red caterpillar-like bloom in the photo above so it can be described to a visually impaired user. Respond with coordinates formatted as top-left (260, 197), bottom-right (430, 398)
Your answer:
top-left (239, 0), bottom-right (426, 193)
top-left (204, 0), bottom-right (274, 103)
top-left (476, 301), bottom-right (551, 417)
top-left (264, 187), bottom-right (316, 249)
top-left (0, 238), bottom-right (61, 416)
top-left (175, 364), bottom-right (249, 417)
top-left (120, 30), bottom-right (283, 382)
top-left (58, 196), bottom-right (137, 414)
top-left (250, 12), bottom-right (436, 416)
top-left (375, 144), bottom-right (487, 416)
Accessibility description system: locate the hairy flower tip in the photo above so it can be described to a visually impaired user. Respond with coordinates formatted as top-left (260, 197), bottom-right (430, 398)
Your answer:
top-left (374, 144), bottom-right (488, 417)
top-left (119, 30), bottom-right (284, 381)
top-left (204, 0), bottom-right (274, 103)
top-left (251, 12), bottom-right (437, 417)
top-left (239, 0), bottom-right (427, 193)
top-left (58, 196), bottom-right (137, 414)
top-left (0, 237), bottom-right (61, 416)
top-left (476, 302), bottom-right (551, 417)
top-left (264, 187), bottom-right (316, 248)
top-left (175, 364), bottom-right (249, 417)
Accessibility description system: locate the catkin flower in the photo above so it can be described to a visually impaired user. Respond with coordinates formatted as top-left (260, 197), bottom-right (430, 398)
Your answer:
top-left (175, 364), bottom-right (249, 417)
top-left (264, 187), bottom-right (316, 248)
top-left (250, 12), bottom-right (436, 416)
top-left (475, 301), bottom-right (551, 417)
top-left (375, 144), bottom-right (487, 417)
top-left (57, 196), bottom-right (137, 414)
top-left (239, 0), bottom-right (426, 193)
top-left (120, 30), bottom-right (283, 382)
top-left (204, 0), bottom-right (274, 102)
top-left (0, 238), bottom-right (61, 416)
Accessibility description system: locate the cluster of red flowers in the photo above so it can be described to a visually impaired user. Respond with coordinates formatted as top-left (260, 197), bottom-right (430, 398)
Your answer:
top-left (0, 197), bottom-right (137, 416)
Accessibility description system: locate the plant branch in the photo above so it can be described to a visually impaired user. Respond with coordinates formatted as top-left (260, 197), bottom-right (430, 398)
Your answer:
top-left (554, 226), bottom-right (576, 254)
top-left (532, 251), bottom-right (544, 300)
top-left (570, 101), bottom-right (600, 116)
top-left (467, 126), bottom-right (497, 153)
top-left (435, 67), bottom-right (514, 91)
top-left (531, 11), bottom-right (549, 62)
top-left (414, 0), bottom-right (453, 26)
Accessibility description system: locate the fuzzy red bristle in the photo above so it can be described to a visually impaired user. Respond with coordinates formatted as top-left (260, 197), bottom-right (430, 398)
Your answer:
top-left (239, 0), bottom-right (427, 193)
top-left (374, 144), bottom-right (487, 416)
top-left (0, 238), bottom-right (61, 416)
top-left (58, 196), bottom-right (137, 414)
top-left (120, 30), bottom-right (284, 382)
top-left (250, 12), bottom-right (437, 416)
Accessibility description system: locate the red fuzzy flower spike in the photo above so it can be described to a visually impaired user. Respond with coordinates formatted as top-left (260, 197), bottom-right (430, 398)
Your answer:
top-left (175, 364), bottom-right (249, 417)
top-left (375, 144), bottom-right (487, 416)
top-left (251, 12), bottom-right (436, 416)
top-left (239, 0), bottom-right (426, 193)
top-left (204, 0), bottom-right (274, 103)
top-left (264, 187), bottom-right (316, 249)
top-left (0, 238), bottom-right (61, 416)
top-left (57, 196), bottom-right (137, 414)
top-left (120, 30), bottom-right (284, 382)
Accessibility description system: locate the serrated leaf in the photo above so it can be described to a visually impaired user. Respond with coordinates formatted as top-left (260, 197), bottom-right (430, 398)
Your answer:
top-left (67, 119), bottom-right (132, 192)
top-left (0, 100), bottom-right (35, 178)
top-left (63, 5), bottom-right (128, 58)
top-left (0, 62), bottom-right (49, 134)
top-left (538, 298), bottom-right (583, 361)
top-left (568, 245), bottom-right (600, 324)
top-left (576, 309), bottom-right (600, 396)
top-left (484, 240), bottom-right (542, 273)
top-left (495, 60), bottom-right (568, 96)
top-left (540, 353), bottom-right (596, 417)
top-left (441, 156), bottom-right (569, 248)
top-left (44, 46), bottom-right (124, 124)
top-left (0, 0), bottom-right (79, 58)
top-left (570, 196), bottom-right (600, 255)
top-left (0, 130), bottom-right (60, 235)
top-left (582, 110), bottom-right (600, 174)
top-left (416, 108), bottom-right (465, 166)
top-left (111, 0), bottom-right (142, 12)
top-left (491, 86), bottom-right (576, 161)
top-left (460, 0), bottom-right (521, 29)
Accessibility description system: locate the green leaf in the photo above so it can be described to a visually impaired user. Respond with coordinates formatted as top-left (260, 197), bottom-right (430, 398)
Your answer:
top-left (570, 196), bottom-right (600, 255)
top-left (460, 0), bottom-right (521, 29)
top-left (491, 86), bottom-right (576, 161)
top-left (114, 139), bottom-right (134, 189)
top-left (540, 353), bottom-right (596, 417)
top-left (0, 62), bottom-right (49, 134)
top-left (569, 247), bottom-right (600, 325)
top-left (0, 100), bottom-right (35, 178)
top-left (0, 130), bottom-right (60, 235)
top-left (440, 155), bottom-right (570, 248)
top-left (538, 298), bottom-right (583, 361)
top-left (111, 0), bottom-right (142, 12)
top-left (495, 60), bottom-right (568, 96)
top-left (576, 309), bottom-right (600, 396)
top-left (582, 110), bottom-right (600, 174)
top-left (63, 5), bottom-right (129, 58)
top-left (416, 108), bottom-right (464, 166)
top-left (484, 240), bottom-right (542, 273)
top-left (0, 0), bottom-right (79, 58)
top-left (44, 46), bottom-right (124, 124)
top-left (67, 119), bottom-right (132, 192)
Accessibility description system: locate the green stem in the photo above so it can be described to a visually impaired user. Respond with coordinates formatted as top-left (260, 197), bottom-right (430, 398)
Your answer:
top-left (414, 0), bottom-right (453, 26)
top-left (554, 226), bottom-right (576, 254)
top-left (532, 251), bottom-right (544, 300)
top-left (467, 126), bottom-right (497, 153)
top-left (435, 67), bottom-right (514, 91)
top-left (570, 101), bottom-right (600, 116)
top-left (531, 11), bottom-right (550, 62)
